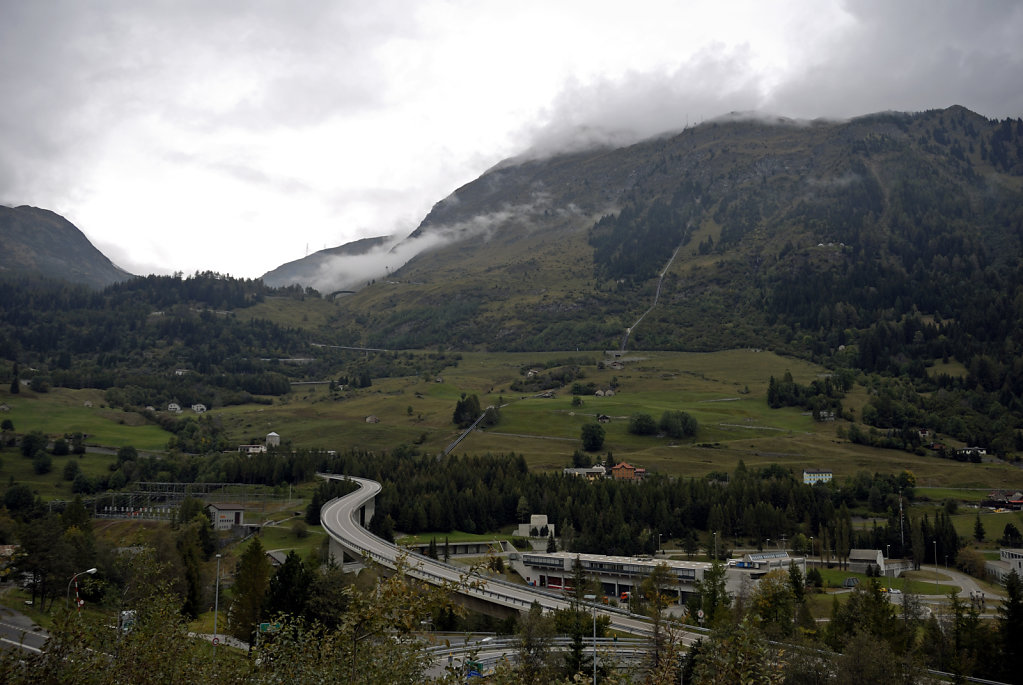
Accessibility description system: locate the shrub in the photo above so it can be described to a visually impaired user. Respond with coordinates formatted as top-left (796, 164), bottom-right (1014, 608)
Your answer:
top-left (660, 410), bottom-right (699, 438)
top-left (32, 451), bottom-right (52, 474)
top-left (628, 413), bottom-right (657, 435)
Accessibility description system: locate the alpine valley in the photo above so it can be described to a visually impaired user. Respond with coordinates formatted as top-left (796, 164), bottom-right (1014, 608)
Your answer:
top-left (3, 105), bottom-right (1023, 459)
top-left (4, 106), bottom-right (1023, 684)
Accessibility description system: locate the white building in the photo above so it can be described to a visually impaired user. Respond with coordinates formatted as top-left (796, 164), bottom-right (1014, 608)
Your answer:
top-left (562, 465), bottom-right (606, 481)
top-left (847, 549), bottom-right (886, 575)
top-left (206, 503), bottom-right (245, 530)
top-left (266, 431), bottom-right (280, 447)
top-left (512, 550), bottom-right (805, 601)
top-left (803, 469), bottom-right (833, 485)
top-left (517, 514), bottom-right (555, 539)
top-left (986, 549), bottom-right (1023, 583)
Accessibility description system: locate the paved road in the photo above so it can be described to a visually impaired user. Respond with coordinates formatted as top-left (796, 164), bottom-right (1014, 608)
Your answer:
top-left (318, 475), bottom-right (662, 638)
top-left (925, 566), bottom-right (1004, 601)
top-left (0, 602), bottom-right (48, 654)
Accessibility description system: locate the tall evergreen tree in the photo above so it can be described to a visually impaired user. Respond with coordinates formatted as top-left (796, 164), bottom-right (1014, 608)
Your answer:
top-left (998, 570), bottom-right (1023, 682)
top-left (230, 537), bottom-right (271, 644)
top-left (265, 551), bottom-right (312, 618)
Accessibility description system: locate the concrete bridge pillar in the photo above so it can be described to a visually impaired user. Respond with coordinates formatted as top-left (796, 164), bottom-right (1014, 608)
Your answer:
top-left (359, 497), bottom-right (375, 528)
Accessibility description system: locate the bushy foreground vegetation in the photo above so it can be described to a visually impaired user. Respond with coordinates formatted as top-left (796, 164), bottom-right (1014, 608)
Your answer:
top-left (2, 493), bottom-right (1022, 684)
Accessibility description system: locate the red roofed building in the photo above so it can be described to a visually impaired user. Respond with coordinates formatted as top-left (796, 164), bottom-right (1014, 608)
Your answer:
top-left (611, 462), bottom-right (637, 481)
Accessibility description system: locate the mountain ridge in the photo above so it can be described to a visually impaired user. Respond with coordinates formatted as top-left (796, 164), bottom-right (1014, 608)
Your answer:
top-left (327, 105), bottom-right (1023, 354)
top-left (0, 204), bottom-right (133, 289)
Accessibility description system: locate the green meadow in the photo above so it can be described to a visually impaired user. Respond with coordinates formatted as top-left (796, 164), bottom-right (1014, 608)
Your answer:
top-left (0, 387), bottom-right (170, 450)
top-left (5, 349), bottom-right (1023, 495)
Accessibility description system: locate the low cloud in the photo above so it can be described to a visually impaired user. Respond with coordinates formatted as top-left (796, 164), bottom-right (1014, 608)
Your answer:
top-left (301, 198), bottom-right (556, 293)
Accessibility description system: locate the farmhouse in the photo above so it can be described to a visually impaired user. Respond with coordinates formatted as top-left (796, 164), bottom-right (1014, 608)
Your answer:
top-left (191, 403), bottom-right (207, 414)
top-left (167, 403), bottom-right (181, 413)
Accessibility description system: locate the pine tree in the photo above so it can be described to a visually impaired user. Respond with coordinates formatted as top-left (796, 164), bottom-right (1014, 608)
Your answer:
top-left (998, 570), bottom-right (1023, 681)
top-left (230, 537), bottom-right (271, 644)
top-left (265, 551), bottom-right (311, 618)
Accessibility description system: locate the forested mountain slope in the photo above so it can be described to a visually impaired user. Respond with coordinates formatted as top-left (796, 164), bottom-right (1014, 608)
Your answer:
top-left (340, 107), bottom-right (1023, 360)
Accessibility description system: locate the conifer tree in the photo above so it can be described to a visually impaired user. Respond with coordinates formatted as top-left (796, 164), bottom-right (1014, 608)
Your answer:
top-left (230, 537), bottom-right (271, 644)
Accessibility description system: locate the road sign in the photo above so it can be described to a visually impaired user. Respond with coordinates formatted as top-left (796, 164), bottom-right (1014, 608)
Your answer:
top-left (212, 637), bottom-right (219, 646)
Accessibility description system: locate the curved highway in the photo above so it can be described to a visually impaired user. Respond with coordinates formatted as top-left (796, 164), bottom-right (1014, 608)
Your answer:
top-left (318, 474), bottom-right (655, 636)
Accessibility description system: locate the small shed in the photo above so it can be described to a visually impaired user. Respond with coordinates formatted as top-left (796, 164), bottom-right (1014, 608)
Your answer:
top-left (206, 503), bottom-right (245, 531)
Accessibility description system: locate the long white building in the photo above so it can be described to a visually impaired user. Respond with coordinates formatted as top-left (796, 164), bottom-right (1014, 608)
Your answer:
top-left (512, 550), bottom-right (805, 602)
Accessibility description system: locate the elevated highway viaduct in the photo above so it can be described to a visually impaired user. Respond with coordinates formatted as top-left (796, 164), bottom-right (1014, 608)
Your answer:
top-left (318, 474), bottom-right (658, 636)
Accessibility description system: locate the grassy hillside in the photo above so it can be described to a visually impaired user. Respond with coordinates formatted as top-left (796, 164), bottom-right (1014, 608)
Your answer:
top-left (6, 349), bottom-right (1020, 494)
top-left (177, 349), bottom-right (1023, 488)
top-left (0, 387), bottom-right (171, 450)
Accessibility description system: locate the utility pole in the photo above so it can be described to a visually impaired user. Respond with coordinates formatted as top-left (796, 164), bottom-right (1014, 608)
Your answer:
top-left (213, 554), bottom-right (221, 655)
top-left (899, 495), bottom-right (905, 549)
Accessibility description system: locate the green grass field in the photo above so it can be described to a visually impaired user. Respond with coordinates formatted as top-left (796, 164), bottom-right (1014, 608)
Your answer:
top-left (915, 487), bottom-right (990, 503)
top-left (816, 567), bottom-right (958, 596)
top-left (0, 449), bottom-right (119, 500)
top-left (949, 509), bottom-right (1023, 542)
top-left (5, 349), bottom-right (1023, 499)
top-left (0, 387), bottom-right (171, 450)
top-left (198, 349), bottom-right (1023, 489)
top-left (257, 522), bottom-right (328, 559)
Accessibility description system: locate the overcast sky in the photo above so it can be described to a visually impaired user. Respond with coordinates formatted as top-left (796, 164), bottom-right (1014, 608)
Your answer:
top-left (2, 1), bottom-right (1022, 279)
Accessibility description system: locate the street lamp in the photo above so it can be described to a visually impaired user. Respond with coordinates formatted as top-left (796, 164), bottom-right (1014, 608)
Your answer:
top-left (933, 540), bottom-right (939, 594)
top-left (213, 554), bottom-right (222, 654)
top-left (66, 567), bottom-right (97, 610)
top-left (583, 594), bottom-right (597, 685)
top-left (809, 536), bottom-right (814, 562)
top-left (658, 533), bottom-right (663, 556)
